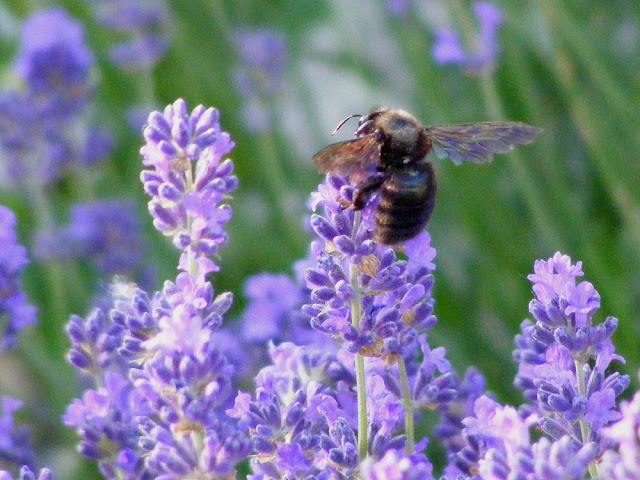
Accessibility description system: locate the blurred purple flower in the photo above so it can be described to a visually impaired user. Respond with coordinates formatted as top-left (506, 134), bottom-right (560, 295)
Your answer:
top-left (0, 397), bottom-right (35, 472)
top-left (88, 0), bottom-right (172, 71)
top-left (0, 206), bottom-right (36, 351)
top-left (35, 200), bottom-right (147, 279)
top-left (0, 9), bottom-right (108, 187)
top-left (385, 0), bottom-right (410, 18)
top-left (234, 29), bottom-right (288, 133)
top-left (15, 9), bottom-right (94, 117)
top-left (432, 1), bottom-right (503, 75)
top-left (241, 273), bottom-right (303, 342)
top-left (236, 266), bottom-right (333, 376)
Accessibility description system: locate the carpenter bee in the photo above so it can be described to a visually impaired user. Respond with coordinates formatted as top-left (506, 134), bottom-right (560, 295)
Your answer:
top-left (312, 107), bottom-right (542, 245)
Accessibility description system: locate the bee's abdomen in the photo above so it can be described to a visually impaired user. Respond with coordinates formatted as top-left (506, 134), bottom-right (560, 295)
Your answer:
top-left (375, 162), bottom-right (436, 244)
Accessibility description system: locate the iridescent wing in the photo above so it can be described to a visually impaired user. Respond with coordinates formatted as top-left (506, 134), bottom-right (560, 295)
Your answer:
top-left (423, 121), bottom-right (543, 166)
top-left (312, 133), bottom-right (382, 184)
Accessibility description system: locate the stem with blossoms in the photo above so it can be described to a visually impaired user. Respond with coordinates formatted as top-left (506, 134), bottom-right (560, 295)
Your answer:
top-left (349, 210), bottom-right (369, 461)
top-left (397, 355), bottom-right (415, 455)
top-left (575, 357), bottom-right (599, 479)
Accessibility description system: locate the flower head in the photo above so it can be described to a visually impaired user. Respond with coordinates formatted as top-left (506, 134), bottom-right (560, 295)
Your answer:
top-left (0, 397), bottom-right (35, 471)
top-left (140, 98), bottom-right (237, 278)
top-left (14, 9), bottom-right (94, 117)
top-left (303, 176), bottom-right (437, 360)
top-left (599, 372), bottom-right (640, 479)
top-left (233, 29), bottom-right (288, 133)
top-left (0, 9), bottom-right (101, 187)
top-left (0, 205), bottom-right (36, 351)
top-left (88, 0), bottom-right (172, 71)
top-left (0, 467), bottom-right (52, 480)
top-left (35, 200), bottom-right (148, 279)
top-left (360, 449), bottom-right (434, 480)
top-left (228, 342), bottom-right (358, 478)
top-left (432, 1), bottom-right (503, 75)
top-left (514, 253), bottom-right (628, 454)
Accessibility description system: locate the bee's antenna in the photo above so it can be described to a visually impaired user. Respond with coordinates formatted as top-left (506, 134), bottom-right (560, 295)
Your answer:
top-left (331, 114), bottom-right (362, 136)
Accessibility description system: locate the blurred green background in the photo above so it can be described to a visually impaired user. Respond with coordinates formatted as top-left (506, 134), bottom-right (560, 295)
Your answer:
top-left (0, 0), bottom-right (639, 476)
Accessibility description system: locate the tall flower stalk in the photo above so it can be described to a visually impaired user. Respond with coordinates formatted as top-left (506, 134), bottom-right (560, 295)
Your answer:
top-left (64, 99), bottom-right (249, 478)
top-left (303, 175), bottom-right (439, 461)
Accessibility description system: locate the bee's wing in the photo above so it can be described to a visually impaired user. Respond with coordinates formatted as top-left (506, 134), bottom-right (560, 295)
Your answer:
top-left (423, 121), bottom-right (543, 166)
top-left (312, 134), bottom-right (382, 184)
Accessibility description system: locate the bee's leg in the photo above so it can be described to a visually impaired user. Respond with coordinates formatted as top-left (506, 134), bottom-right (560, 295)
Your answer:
top-left (352, 174), bottom-right (386, 210)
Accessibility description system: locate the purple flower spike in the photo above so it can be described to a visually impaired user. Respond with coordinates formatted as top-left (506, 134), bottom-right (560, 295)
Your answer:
top-left (233, 29), bottom-right (288, 133)
top-left (141, 99), bottom-right (237, 278)
top-left (432, 1), bottom-right (503, 75)
top-left (598, 369), bottom-right (640, 479)
top-left (0, 206), bottom-right (37, 351)
top-left (304, 176), bottom-right (437, 359)
top-left (0, 397), bottom-right (36, 471)
top-left (88, 0), bottom-right (172, 71)
top-left (0, 9), bottom-right (103, 187)
top-left (35, 200), bottom-right (148, 279)
top-left (15, 9), bottom-right (94, 117)
top-left (514, 252), bottom-right (628, 453)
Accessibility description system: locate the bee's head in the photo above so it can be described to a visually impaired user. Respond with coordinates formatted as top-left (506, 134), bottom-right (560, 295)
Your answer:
top-left (360, 108), bottom-right (424, 160)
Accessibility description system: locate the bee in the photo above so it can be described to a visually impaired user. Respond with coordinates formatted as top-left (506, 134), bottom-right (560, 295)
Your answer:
top-left (312, 107), bottom-right (542, 245)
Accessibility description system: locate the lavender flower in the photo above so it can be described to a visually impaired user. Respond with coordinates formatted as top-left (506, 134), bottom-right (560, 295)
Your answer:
top-left (65, 254), bottom-right (249, 479)
top-left (35, 200), bottom-right (147, 279)
top-left (227, 342), bottom-right (359, 478)
top-left (513, 252), bottom-right (628, 451)
top-left (0, 206), bottom-right (36, 351)
top-left (14, 9), bottom-right (94, 118)
top-left (234, 29), bottom-right (288, 133)
top-left (360, 449), bottom-right (434, 480)
top-left (599, 372), bottom-right (640, 479)
top-left (449, 396), bottom-right (598, 479)
top-left (434, 367), bottom-right (487, 463)
top-left (303, 175), bottom-right (437, 360)
top-left (65, 100), bottom-right (249, 478)
top-left (0, 466), bottom-right (52, 480)
top-left (385, 0), bottom-right (410, 18)
top-left (88, 0), bottom-right (172, 71)
top-left (0, 397), bottom-right (35, 471)
top-left (0, 9), bottom-right (107, 187)
top-left (432, 1), bottom-right (503, 75)
top-left (141, 98), bottom-right (237, 279)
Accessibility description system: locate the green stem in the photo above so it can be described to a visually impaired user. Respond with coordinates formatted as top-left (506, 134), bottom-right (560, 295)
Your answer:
top-left (397, 356), bottom-right (414, 454)
top-left (184, 164), bottom-right (198, 277)
top-left (575, 358), bottom-right (599, 479)
top-left (350, 211), bottom-right (368, 461)
top-left (355, 351), bottom-right (368, 461)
